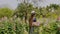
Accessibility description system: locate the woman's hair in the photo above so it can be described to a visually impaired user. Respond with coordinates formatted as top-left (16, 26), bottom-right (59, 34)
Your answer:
top-left (29, 13), bottom-right (35, 27)
top-left (31, 13), bottom-right (35, 17)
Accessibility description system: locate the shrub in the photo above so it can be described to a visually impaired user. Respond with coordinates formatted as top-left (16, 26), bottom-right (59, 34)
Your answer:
top-left (0, 8), bottom-right (14, 18)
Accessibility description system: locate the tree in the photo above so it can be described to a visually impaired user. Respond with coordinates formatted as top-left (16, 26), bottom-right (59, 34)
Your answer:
top-left (0, 7), bottom-right (14, 18)
top-left (15, 3), bottom-right (34, 23)
top-left (46, 4), bottom-right (59, 12)
top-left (45, 4), bottom-right (60, 18)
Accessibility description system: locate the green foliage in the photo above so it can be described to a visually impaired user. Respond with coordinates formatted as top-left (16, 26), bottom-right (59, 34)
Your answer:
top-left (0, 20), bottom-right (15, 34)
top-left (0, 3), bottom-right (60, 34)
top-left (49, 4), bottom-right (59, 9)
top-left (0, 8), bottom-right (14, 18)
top-left (0, 18), bottom-right (60, 34)
top-left (15, 3), bottom-right (60, 19)
top-left (15, 3), bottom-right (34, 19)
top-left (0, 18), bottom-right (29, 34)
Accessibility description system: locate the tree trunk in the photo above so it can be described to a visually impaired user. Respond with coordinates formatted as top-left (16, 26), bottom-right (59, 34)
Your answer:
top-left (25, 12), bottom-right (27, 23)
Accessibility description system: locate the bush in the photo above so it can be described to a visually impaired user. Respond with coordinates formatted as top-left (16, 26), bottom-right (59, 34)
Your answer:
top-left (0, 8), bottom-right (14, 18)
top-left (0, 18), bottom-right (29, 34)
top-left (0, 18), bottom-right (59, 34)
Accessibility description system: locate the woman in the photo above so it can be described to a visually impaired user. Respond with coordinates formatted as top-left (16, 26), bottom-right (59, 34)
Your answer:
top-left (29, 11), bottom-right (40, 34)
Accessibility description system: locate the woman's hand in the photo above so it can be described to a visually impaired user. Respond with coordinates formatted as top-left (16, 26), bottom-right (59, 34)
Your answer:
top-left (32, 22), bottom-right (40, 27)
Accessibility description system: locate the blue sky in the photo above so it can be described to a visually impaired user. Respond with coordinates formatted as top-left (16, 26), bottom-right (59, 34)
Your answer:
top-left (0, 0), bottom-right (60, 10)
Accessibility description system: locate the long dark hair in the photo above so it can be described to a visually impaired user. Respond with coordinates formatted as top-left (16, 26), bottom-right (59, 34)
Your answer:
top-left (29, 13), bottom-right (35, 27)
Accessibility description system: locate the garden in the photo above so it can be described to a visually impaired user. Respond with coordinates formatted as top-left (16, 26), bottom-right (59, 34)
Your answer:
top-left (0, 2), bottom-right (60, 34)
